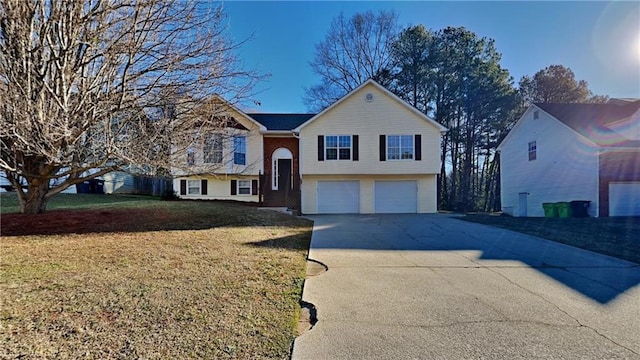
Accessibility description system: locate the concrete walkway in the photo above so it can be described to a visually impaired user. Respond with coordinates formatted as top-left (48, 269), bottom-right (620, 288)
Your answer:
top-left (292, 214), bottom-right (640, 360)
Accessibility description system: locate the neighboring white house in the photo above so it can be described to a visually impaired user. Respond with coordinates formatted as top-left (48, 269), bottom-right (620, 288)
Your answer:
top-left (498, 100), bottom-right (640, 217)
top-left (173, 79), bottom-right (448, 214)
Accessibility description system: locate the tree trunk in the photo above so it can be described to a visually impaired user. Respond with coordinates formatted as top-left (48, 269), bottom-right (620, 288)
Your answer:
top-left (439, 135), bottom-right (448, 209)
top-left (19, 180), bottom-right (50, 214)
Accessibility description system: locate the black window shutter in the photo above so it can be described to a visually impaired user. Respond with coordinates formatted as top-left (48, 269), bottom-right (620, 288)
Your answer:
top-left (201, 179), bottom-right (208, 195)
top-left (415, 134), bottom-right (422, 161)
top-left (251, 179), bottom-right (258, 195)
top-left (318, 135), bottom-right (324, 161)
top-left (352, 135), bottom-right (359, 161)
top-left (379, 135), bottom-right (386, 161)
top-left (230, 180), bottom-right (237, 195)
top-left (180, 179), bottom-right (187, 195)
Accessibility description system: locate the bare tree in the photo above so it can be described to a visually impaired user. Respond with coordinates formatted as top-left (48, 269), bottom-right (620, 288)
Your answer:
top-left (0, 0), bottom-right (264, 213)
top-left (303, 10), bottom-right (398, 111)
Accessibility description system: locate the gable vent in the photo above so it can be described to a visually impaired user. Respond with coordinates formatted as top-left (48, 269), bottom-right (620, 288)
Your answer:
top-left (365, 93), bottom-right (374, 102)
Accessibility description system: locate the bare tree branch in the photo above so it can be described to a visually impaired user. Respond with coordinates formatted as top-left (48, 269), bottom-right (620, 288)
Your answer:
top-left (0, 0), bottom-right (266, 213)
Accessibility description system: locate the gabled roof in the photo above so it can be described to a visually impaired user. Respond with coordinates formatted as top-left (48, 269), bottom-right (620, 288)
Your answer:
top-left (209, 95), bottom-right (267, 131)
top-left (293, 79), bottom-right (448, 133)
top-left (248, 113), bottom-right (315, 131)
top-left (535, 101), bottom-right (640, 148)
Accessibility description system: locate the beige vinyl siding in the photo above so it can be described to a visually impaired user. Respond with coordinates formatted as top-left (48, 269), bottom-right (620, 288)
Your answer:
top-left (301, 174), bottom-right (437, 214)
top-left (299, 83), bottom-right (442, 175)
top-left (171, 107), bottom-right (264, 177)
top-left (173, 176), bottom-right (259, 202)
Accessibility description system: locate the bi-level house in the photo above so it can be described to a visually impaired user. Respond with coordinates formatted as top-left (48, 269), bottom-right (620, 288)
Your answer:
top-left (173, 79), bottom-right (448, 214)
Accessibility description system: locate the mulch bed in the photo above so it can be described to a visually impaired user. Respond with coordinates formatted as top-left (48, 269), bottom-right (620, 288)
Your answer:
top-left (1, 208), bottom-right (174, 236)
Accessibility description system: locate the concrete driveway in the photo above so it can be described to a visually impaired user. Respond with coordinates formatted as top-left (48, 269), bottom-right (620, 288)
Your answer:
top-left (292, 214), bottom-right (640, 360)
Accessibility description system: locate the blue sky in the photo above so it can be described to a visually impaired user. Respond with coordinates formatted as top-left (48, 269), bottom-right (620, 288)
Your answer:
top-left (222, 1), bottom-right (640, 113)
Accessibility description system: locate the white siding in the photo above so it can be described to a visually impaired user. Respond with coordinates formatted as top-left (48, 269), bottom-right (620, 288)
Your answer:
top-left (499, 107), bottom-right (600, 217)
top-left (299, 83), bottom-right (442, 175)
top-left (103, 171), bottom-right (135, 194)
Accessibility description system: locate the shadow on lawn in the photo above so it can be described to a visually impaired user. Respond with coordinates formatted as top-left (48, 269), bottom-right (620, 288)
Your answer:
top-left (303, 214), bottom-right (640, 305)
top-left (247, 235), bottom-right (312, 251)
top-left (0, 205), bottom-right (310, 237)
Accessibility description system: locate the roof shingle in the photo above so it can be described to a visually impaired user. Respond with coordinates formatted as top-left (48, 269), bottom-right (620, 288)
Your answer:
top-left (535, 101), bottom-right (640, 148)
top-left (247, 113), bottom-right (315, 131)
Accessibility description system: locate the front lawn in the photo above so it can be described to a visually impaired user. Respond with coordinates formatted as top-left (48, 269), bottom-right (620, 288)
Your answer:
top-left (461, 214), bottom-right (640, 265)
top-left (0, 193), bottom-right (312, 359)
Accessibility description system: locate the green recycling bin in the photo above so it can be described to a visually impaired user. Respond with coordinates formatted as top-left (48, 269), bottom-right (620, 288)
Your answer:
top-left (542, 203), bottom-right (558, 217)
top-left (556, 202), bottom-right (572, 218)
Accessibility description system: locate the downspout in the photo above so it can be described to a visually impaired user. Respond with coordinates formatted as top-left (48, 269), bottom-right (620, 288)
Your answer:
top-left (292, 131), bottom-right (301, 215)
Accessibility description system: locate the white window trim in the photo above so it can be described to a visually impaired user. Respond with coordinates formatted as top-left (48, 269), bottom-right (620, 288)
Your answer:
top-left (187, 179), bottom-right (201, 195)
top-left (528, 140), bottom-right (537, 161)
top-left (233, 135), bottom-right (247, 165)
top-left (325, 135), bottom-right (352, 161)
top-left (204, 133), bottom-right (223, 164)
top-left (387, 135), bottom-right (414, 161)
top-left (237, 180), bottom-right (251, 196)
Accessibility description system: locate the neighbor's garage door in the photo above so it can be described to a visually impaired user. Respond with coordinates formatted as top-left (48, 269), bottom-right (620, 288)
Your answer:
top-left (609, 182), bottom-right (640, 216)
top-left (317, 181), bottom-right (360, 214)
top-left (375, 180), bottom-right (417, 213)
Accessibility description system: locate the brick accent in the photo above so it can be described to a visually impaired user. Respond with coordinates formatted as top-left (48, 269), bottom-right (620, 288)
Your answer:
top-left (598, 150), bottom-right (640, 216)
top-left (263, 136), bottom-right (300, 208)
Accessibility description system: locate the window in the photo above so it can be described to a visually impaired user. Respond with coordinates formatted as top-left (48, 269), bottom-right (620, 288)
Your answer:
top-left (238, 180), bottom-right (251, 195)
top-left (187, 147), bottom-right (195, 166)
top-left (387, 135), bottom-right (414, 160)
top-left (533, 110), bottom-right (539, 119)
top-left (528, 141), bottom-right (537, 161)
top-left (233, 136), bottom-right (246, 165)
top-left (187, 180), bottom-right (200, 195)
top-left (326, 135), bottom-right (351, 160)
top-left (272, 158), bottom-right (278, 190)
top-left (204, 134), bottom-right (223, 164)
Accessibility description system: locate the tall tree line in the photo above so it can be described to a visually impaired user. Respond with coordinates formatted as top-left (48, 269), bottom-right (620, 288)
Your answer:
top-left (306, 11), bottom-right (606, 212)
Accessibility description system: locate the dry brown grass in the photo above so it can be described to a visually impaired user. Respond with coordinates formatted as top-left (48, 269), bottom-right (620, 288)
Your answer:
top-left (0, 195), bottom-right (312, 359)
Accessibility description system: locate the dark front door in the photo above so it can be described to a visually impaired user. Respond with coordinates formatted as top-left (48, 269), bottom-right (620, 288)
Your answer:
top-left (264, 158), bottom-right (294, 208)
top-left (276, 159), bottom-right (292, 200)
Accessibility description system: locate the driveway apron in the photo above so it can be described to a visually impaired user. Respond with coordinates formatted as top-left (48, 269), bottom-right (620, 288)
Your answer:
top-left (292, 214), bottom-right (640, 360)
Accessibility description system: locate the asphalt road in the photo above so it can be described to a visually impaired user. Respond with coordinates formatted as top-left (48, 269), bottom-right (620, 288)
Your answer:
top-left (292, 214), bottom-right (640, 360)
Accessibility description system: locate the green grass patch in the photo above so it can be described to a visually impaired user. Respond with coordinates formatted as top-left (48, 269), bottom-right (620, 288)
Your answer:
top-left (461, 214), bottom-right (640, 264)
top-left (1, 194), bottom-right (312, 359)
top-left (1, 193), bottom-right (161, 214)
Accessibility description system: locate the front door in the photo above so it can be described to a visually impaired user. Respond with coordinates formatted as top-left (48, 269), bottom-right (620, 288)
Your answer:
top-left (275, 158), bottom-right (292, 204)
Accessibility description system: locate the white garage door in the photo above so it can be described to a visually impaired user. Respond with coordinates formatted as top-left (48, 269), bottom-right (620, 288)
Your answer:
top-left (317, 181), bottom-right (360, 214)
top-left (375, 180), bottom-right (417, 213)
top-left (609, 182), bottom-right (640, 216)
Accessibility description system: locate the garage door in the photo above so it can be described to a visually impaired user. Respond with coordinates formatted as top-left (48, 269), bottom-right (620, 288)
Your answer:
top-left (317, 181), bottom-right (360, 214)
top-left (609, 182), bottom-right (640, 216)
top-left (375, 180), bottom-right (417, 213)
